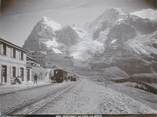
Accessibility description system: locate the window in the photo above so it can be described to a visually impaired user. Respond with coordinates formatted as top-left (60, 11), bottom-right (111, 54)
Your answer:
top-left (10, 47), bottom-right (13, 57)
top-left (20, 67), bottom-right (24, 81)
top-left (12, 67), bottom-right (16, 78)
top-left (13, 48), bottom-right (16, 58)
top-left (20, 52), bottom-right (24, 60)
top-left (2, 43), bottom-right (6, 55)
top-left (0, 42), bottom-right (2, 55)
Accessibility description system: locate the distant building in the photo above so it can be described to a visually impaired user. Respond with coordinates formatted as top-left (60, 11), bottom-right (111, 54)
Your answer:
top-left (27, 56), bottom-right (40, 68)
top-left (26, 56), bottom-right (41, 81)
top-left (28, 51), bottom-right (46, 67)
top-left (0, 38), bottom-right (27, 84)
top-left (45, 53), bottom-right (73, 69)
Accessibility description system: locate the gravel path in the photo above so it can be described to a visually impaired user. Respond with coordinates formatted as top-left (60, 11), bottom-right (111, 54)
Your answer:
top-left (36, 78), bottom-right (157, 114)
top-left (1, 78), bottom-right (156, 115)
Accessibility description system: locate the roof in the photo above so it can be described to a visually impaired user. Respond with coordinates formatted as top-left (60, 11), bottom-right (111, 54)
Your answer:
top-left (54, 69), bottom-right (63, 71)
top-left (27, 55), bottom-right (40, 64)
top-left (54, 69), bottom-right (67, 72)
top-left (0, 38), bottom-right (28, 53)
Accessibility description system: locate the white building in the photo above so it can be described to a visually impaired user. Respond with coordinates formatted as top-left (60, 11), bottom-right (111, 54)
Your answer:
top-left (27, 55), bottom-right (51, 82)
top-left (0, 38), bottom-right (27, 84)
top-left (26, 55), bottom-right (41, 81)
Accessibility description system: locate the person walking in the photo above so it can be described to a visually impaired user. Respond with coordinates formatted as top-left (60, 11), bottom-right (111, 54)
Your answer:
top-left (34, 73), bottom-right (38, 84)
top-left (15, 76), bottom-right (21, 84)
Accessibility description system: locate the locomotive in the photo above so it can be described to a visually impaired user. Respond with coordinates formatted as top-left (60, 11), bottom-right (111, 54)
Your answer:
top-left (49, 68), bottom-right (78, 83)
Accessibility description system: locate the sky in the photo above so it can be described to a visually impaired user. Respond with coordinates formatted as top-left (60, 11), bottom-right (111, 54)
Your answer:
top-left (0, 0), bottom-right (155, 46)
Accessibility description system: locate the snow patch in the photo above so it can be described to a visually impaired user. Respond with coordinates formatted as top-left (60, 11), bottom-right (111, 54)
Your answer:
top-left (52, 48), bottom-right (62, 54)
top-left (111, 39), bottom-right (117, 44)
top-left (70, 38), bottom-right (104, 61)
top-left (72, 26), bottom-right (88, 38)
top-left (41, 17), bottom-right (62, 31)
top-left (45, 40), bottom-right (59, 48)
top-left (44, 40), bottom-right (62, 54)
top-left (127, 33), bottom-right (157, 56)
top-left (131, 9), bottom-right (157, 21)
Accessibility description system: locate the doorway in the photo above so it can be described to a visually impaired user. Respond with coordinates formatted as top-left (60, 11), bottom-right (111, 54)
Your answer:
top-left (1, 65), bottom-right (7, 84)
top-left (27, 69), bottom-right (30, 81)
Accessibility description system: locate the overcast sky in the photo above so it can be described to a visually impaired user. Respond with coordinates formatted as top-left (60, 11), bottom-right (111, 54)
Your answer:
top-left (0, 0), bottom-right (154, 46)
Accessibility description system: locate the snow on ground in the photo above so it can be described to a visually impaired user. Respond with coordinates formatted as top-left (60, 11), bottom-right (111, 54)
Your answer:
top-left (37, 78), bottom-right (157, 114)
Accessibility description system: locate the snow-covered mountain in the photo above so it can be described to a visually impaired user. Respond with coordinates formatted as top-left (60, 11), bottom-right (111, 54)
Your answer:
top-left (23, 16), bottom-right (105, 68)
top-left (23, 17), bottom-right (59, 52)
top-left (23, 9), bottom-right (157, 75)
top-left (88, 8), bottom-right (157, 75)
top-left (56, 25), bottom-right (80, 48)
top-left (131, 9), bottom-right (157, 21)
top-left (23, 17), bottom-right (83, 69)
top-left (23, 17), bottom-right (80, 54)
top-left (88, 8), bottom-right (126, 34)
top-left (89, 8), bottom-right (157, 41)
top-left (127, 31), bottom-right (157, 58)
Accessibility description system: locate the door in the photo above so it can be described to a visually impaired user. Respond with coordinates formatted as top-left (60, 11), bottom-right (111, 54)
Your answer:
top-left (20, 67), bottom-right (24, 81)
top-left (27, 69), bottom-right (30, 81)
top-left (12, 67), bottom-right (16, 78)
top-left (1, 65), bottom-right (7, 84)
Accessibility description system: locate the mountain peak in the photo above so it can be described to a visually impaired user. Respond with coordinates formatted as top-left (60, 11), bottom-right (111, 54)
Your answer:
top-left (41, 16), bottom-right (49, 22)
top-left (103, 8), bottom-right (125, 15)
top-left (88, 8), bottom-right (127, 33)
top-left (39, 16), bottom-right (62, 31)
top-left (99, 8), bottom-right (126, 19)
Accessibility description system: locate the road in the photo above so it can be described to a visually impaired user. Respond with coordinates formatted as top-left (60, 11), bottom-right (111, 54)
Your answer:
top-left (1, 78), bottom-right (157, 115)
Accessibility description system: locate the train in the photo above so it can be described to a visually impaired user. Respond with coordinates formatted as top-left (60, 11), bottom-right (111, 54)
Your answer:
top-left (49, 69), bottom-right (78, 83)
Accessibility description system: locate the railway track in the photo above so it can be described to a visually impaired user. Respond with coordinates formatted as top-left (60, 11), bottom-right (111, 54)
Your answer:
top-left (9, 82), bottom-right (76, 115)
top-left (0, 84), bottom-right (51, 96)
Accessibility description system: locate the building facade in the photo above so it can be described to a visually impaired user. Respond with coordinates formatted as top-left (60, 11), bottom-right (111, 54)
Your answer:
top-left (26, 56), bottom-right (41, 81)
top-left (0, 38), bottom-right (27, 84)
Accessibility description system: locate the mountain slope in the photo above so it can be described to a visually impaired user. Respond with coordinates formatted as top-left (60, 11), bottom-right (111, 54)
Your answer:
top-left (131, 9), bottom-right (157, 21)
top-left (23, 17), bottom-right (83, 69)
top-left (23, 17), bottom-right (60, 52)
top-left (23, 17), bottom-right (80, 54)
top-left (88, 8), bottom-right (127, 39)
top-left (88, 8), bottom-right (157, 75)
